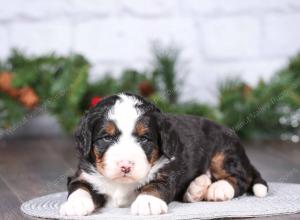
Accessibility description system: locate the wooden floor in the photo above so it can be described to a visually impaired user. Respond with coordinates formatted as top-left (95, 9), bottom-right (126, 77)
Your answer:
top-left (0, 137), bottom-right (299, 220)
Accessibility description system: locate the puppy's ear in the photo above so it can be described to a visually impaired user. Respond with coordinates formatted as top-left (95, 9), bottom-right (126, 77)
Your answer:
top-left (75, 112), bottom-right (92, 157)
top-left (154, 113), bottom-right (178, 160)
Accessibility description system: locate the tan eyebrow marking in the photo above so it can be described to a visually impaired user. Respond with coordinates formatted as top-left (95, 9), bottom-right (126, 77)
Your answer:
top-left (104, 121), bottom-right (117, 136)
top-left (134, 122), bottom-right (149, 136)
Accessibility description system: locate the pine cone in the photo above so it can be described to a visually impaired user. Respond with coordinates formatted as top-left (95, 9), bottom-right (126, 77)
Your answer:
top-left (138, 81), bottom-right (155, 97)
top-left (0, 72), bottom-right (19, 97)
top-left (0, 72), bottom-right (12, 91)
top-left (18, 88), bottom-right (39, 109)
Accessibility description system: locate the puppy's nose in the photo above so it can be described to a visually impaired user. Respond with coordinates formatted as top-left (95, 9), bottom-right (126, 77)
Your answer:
top-left (118, 160), bottom-right (134, 174)
top-left (121, 166), bottom-right (131, 174)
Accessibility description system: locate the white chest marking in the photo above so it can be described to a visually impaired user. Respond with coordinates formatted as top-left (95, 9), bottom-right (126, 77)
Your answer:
top-left (81, 170), bottom-right (138, 207)
top-left (81, 156), bottom-right (171, 208)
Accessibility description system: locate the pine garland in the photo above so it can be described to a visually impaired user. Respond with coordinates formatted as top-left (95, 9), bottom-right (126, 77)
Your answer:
top-left (0, 48), bottom-right (299, 142)
top-left (219, 53), bottom-right (300, 140)
top-left (0, 50), bottom-right (89, 134)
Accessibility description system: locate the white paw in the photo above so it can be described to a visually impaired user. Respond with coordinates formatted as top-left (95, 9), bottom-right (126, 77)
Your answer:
top-left (60, 189), bottom-right (95, 216)
top-left (183, 174), bottom-right (212, 202)
top-left (206, 180), bottom-right (235, 201)
top-left (253, 183), bottom-right (268, 197)
top-left (131, 194), bottom-right (168, 215)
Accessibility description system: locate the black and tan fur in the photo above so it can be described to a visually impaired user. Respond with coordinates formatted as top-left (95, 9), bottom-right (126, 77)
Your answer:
top-left (66, 93), bottom-right (268, 213)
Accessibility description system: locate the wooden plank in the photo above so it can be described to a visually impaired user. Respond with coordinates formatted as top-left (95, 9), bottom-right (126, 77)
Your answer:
top-left (0, 138), bottom-right (300, 219)
top-left (0, 177), bottom-right (29, 220)
top-left (244, 142), bottom-right (300, 183)
top-left (0, 138), bottom-right (75, 202)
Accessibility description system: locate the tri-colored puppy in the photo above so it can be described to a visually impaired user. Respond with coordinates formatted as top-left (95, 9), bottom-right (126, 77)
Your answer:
top-left (60, 93), bottom-right (268, 216)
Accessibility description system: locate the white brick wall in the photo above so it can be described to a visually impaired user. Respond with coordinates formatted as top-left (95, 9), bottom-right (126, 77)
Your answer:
top-left (0, 25), bottom-right (9, 58)
top-left (1, 0), bottom-right (300, 104)
top-left (10, 20), bottom-right (73, 54)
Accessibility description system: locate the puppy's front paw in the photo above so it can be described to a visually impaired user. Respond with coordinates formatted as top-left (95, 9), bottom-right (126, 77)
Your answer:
top-left (131, 195), bottom-right (168, 215)
top-left (60, 189), bottom-right (95, 216)
top-left (183, 174), bottom-right (212, 202)
top-left (206, 180), bottom-right (234, 201)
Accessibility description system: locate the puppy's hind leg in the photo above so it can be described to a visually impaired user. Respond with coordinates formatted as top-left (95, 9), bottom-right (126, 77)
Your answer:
top-left (183, 173), bottom-right (212, 202)
top-left (205, 147), bottom-right (254, 201)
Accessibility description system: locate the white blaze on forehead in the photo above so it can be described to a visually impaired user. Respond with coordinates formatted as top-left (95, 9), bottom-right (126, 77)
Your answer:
top-left (108, 94), bottom-right (142, 133)
top-left (104, 94), bottom-right (150, 181)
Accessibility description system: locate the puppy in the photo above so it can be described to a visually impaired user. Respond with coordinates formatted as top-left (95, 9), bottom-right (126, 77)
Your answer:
top-left (60, 93), bottom-right (268, 216)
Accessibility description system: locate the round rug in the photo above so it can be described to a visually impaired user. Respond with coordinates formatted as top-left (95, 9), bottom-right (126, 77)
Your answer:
top-left (21, 182), bottom-right (300, 220)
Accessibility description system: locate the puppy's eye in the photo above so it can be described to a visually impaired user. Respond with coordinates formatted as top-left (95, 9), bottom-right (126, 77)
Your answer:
top-left (101, 136), bottom-right (114, 142)
top-left (139, 136), bottom-right (150, 143)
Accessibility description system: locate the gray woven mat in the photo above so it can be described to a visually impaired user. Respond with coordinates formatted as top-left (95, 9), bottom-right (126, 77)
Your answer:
top-left (21, 182), bottom-right (300, 220)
